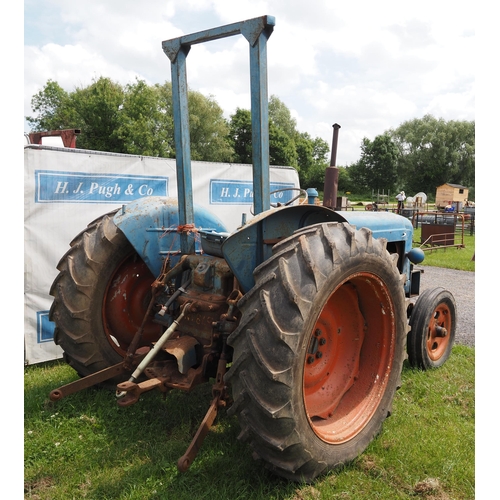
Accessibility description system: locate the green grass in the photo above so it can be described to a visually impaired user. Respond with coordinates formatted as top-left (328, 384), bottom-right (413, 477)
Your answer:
top-left (412, 227), bottom-right (475, 272)
top-left (25, 346), bottom-right (474, 499)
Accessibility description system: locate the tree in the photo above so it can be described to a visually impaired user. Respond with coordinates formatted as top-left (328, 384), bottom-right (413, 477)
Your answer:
top-left (362, 134), bottom-right (399, 191)
top-left (26, 80), bottom-right (78, 131)
top-left (337, 166), bottom-right (356, 194)
top-left (269, 95), bottom-right (297, 138)
top-left (228, 108), bottom-right (253, 164)
top-left (295, 133), bottom-right (330, 189)
top-left (390, 115), bottom-right (475, 194)
top-left (187, 90), bottom-right (234, 162)
top-left (228, 107), bottom-right (298, 166)
top-left (66, 77), bottom-right (125, 152)
top-left (347, 159), bottom-right (370, 193)
top-left (115, 79), bottom-right (174, 157)
top-left (228, 97), bottom-right (330, 188)
top-left (347, 134), bottom-right (399, 193)
top-left (269, 121), bottom-right (298, 167)
top-left (26, 78), bottom-right (234, 160)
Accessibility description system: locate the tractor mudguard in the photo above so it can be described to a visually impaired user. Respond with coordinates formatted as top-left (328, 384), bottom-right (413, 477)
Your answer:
top-left (222, 204), bottom-right (344, 292)
top-left (113, 196), bottom-right (229, 277)
top-left (222, 206), bottom-right (418, 294)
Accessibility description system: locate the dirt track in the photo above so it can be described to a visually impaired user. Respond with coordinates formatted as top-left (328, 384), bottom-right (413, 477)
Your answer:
top-left (415, 265), bottom-right (475, 347)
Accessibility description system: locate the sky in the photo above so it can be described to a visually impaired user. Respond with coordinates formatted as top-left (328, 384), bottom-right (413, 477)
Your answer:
top-left (22, 0), bottom-right (477, 167)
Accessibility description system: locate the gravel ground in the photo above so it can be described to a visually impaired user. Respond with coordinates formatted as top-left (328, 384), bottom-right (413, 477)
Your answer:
top-left (414, 265), bottom-right (475, 347)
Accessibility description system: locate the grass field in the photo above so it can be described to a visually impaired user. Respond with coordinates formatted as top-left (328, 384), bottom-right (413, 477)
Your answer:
top-left (412, 228), bottom-right (475, 272)
top-left (25, 345), bottom-right (474, 500)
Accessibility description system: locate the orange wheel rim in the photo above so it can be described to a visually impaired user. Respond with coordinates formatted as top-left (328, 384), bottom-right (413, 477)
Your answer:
top-left (303, 272), bottom-right (396, 443)
top-left (103, 254), bottom-right (162, 355)
top-left (426, 302), bottom-right (452, 361)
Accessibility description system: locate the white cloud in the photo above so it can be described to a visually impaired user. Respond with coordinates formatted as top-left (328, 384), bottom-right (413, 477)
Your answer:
top-left (24, 0), bottom-right (475, 164)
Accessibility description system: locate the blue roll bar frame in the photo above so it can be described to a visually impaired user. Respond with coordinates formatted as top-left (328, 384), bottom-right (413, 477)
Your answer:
top-left (162, 15), bottom-right (275, 254)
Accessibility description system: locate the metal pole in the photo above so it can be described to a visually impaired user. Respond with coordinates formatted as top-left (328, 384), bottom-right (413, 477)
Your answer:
top-left (323, 123), bottom-right (341, 209)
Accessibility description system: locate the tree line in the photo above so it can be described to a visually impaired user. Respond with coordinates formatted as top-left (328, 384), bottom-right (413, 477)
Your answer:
top-left (26, 77), bottom-right (475, 200)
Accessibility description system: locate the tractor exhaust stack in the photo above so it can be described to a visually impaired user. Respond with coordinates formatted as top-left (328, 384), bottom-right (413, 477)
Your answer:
top-left (323, 123), bottom-right (341, 210)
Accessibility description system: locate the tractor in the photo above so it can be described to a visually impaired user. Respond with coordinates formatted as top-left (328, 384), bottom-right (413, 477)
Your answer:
top-left (48, 15), bottom-right (456, 482)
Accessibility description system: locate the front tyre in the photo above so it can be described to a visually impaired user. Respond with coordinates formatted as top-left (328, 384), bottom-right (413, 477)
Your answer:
top-left (225, 222), bottom-right (408, 482)
top-left (407, 287), bottom-right (456, 369)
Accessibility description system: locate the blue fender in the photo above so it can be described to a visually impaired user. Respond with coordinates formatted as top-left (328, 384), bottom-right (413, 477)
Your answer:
top-left (113, 196), bottom-right (228, 277)
top-left (222, 204), bottom-right (344, 292)
top-left (222, 206), bottom-right (419, 294)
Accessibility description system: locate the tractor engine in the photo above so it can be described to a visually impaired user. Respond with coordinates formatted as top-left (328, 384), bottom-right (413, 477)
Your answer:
top-left (136, 254), bottom-right (238, 396)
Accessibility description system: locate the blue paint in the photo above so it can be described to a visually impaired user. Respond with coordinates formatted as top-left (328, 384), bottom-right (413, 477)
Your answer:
top-left (35, 170), bottom-right (168, 203)
top-left (336, 211), bottom-right (414, 254)
top-left (407, 247), bottom-right (425, 264)
top-left (222, 207), bottom-right (417, 294)
top-left (210, 180), bottom-right (294, 204)
top-left (114, 196), bottom-right (228, 277)
top-left (162, 15), bottom-right (275, 253)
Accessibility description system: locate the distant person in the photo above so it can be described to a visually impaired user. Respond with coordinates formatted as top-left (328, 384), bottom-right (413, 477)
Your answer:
top-left (396, 191), bottom-right (406, 214)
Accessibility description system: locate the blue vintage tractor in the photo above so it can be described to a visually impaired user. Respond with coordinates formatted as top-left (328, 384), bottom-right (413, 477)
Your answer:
top-left (49, 16), bottom-right (456, 482)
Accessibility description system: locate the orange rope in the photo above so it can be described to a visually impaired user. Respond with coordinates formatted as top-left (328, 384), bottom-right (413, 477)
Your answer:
top-left (177, 223), bottom-right (198, 234)
top-left (159, 224), bottom-right (202, 255)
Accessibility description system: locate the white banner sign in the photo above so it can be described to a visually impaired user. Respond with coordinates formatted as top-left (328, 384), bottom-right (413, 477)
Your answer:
top-left (24, 145), bottom-right (300, 364)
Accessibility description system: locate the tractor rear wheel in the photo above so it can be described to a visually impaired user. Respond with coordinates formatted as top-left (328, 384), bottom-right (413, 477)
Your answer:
top-left (49, 210), bottom-right (162, 381)
top-left (225, 222), bottom-right (408, 482)
top-left (407, 287), bottom-right (456, 369)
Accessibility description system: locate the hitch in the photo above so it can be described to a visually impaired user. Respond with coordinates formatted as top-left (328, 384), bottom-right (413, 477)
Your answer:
top-left (176, 291), bottom-right (237, 472)
top-left (49, 347), bottom-right (150, 402)
top-left (177, 347), bottom-right (229, 472)
top-left (115, 302), bottom-right (192, 405)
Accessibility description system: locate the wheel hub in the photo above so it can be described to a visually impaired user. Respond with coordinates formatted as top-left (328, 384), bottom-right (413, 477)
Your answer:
top-left (303, 272), bottom-right (396, 444)
top-left (103, 253), bottom-right (162, 355)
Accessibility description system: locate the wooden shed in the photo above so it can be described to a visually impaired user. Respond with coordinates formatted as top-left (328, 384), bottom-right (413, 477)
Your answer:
top-left (435, 183), bottom-right (469, 209)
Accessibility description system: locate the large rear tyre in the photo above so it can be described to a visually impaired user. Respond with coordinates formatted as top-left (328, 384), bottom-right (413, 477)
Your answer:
top-left (225, 222), bottom-right (408, 482)
top-left (49, 210), bottom-right (162, 380)
top-left (407, 287), bottom-right (456, 369)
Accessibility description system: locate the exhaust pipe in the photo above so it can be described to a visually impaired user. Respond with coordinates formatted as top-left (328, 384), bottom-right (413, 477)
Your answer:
top-left (323, 123), bottom-right (341, 209)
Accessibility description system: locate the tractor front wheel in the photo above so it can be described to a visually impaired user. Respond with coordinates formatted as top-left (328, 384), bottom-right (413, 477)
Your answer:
top-left (407, 287), bottom-right (456, 369)
top-left (225, 222), bottom-right (408, 482)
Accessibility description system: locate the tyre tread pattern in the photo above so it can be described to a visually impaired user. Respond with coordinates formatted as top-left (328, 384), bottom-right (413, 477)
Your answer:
top-left (49, 210), bottom-right (127, 376)
top-left (225, 222), bottom-right (408, 481)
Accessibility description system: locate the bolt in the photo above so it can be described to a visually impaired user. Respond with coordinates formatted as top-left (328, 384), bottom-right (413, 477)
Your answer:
top-left (315, 329), bottom-right (322, 337)
top-left (319, 338), bottom-right (326, 346)
top-left (307, 355), bottom-right (315, 364)
top-left (316, 351), bottom-right (322, 359)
